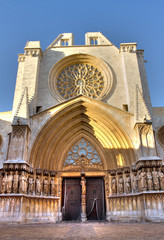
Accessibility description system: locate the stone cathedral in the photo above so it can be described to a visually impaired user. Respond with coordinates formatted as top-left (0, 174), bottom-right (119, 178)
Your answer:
top-left (0, 32), bottom-right (164, 223)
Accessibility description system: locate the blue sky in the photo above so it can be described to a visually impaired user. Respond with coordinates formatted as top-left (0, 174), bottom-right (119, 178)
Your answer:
top-left (0, 0), bottom-right (164, 112)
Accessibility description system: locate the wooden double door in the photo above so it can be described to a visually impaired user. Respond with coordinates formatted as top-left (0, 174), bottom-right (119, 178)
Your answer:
top-left (62, 177), bottom-right (105, 221)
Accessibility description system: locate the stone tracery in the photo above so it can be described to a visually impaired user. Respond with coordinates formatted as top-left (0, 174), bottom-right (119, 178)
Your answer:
top-left (63, 138), bottom-right (103, 171)
top-left (56, 63), bottom-right (104, 100)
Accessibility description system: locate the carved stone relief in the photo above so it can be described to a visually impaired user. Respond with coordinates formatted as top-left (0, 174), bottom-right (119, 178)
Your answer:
top-left (118, 176), bottom-right (124, 194)
top-left (36, 176), bottom-right (41, 195)
top-left (19, 172), bottom-right (27, 194)
top-left (125, 175), bottom-right (131, 193)
top-left (13, 171), bottom-right (19, 193)
top-left (147, 168), bottom-right (153, 191)
top-left (152, 167), bottom-right (160, 191)
top-left (6, 173), bottom-right (13, 194)
top-left (28, 176), bottom-right (34, 195)
top-left (43, 178), bottom-right (49, 196)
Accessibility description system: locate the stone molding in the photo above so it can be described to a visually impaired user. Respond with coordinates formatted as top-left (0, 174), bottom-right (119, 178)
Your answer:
top-left (18, 54), bottom-right (25, 62)
top-left (120, 43), bottom-right (137, 53)
top-left (24, 48), bottom-right (42, 57)
top-left (107, 192), bottom-right (164, 222)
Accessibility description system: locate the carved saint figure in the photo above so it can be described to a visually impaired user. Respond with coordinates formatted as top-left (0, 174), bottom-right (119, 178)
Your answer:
top-left (158, 168), bottom-right (164, 191)
top-left (137, 170), bottom-right (142, 192)
top-left (139, 168), bottom-right (147, 191)
top-left (13, 171), bottom-right (19, 193)
top-left (81, 176), bottom-right (86, 195)
top-left (1, 173), bottom-right (7, 194)
top-left (43, 177), bottom-right (49, 195)
top-left (118, 176), bottom-right (124, 194)
top-left (111, 177), bottom-right (117, 194)
top-left (152, 167), bottom-right (159, 190)
top-left (19, 172), bottom-right (27, 194)
top-left (28, 176), bottom-right (34, 195)
top-left (50, 178), bottom-right (56, 196)
top-left (6, 172), bottom-right (13, 194)
top-left (125, 175), bottom-right (131, 193)
top-left (132, 173), bottom-right (138, 193)
top-left (147, 168), bottom-right (153, 191)
top-left (36, 176), bottom-right (41, 195)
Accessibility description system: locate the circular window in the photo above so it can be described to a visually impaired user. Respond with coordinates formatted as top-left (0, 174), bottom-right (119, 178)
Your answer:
top-left (157, 126), bottom-right (164, 147)
top-left (56, 63), bottom-right (104, 100)
top-left (49, 54), bottom-right (113, 102)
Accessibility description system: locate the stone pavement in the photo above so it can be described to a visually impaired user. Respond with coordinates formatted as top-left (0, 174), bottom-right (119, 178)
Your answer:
top-left (0, 222), bottom-right (164, 240)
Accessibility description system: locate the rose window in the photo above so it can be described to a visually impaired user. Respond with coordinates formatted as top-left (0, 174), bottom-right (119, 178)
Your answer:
top-left (63, 138), bottom-right (103, 170)
top-left (56, 63), bottom-right (104, 100)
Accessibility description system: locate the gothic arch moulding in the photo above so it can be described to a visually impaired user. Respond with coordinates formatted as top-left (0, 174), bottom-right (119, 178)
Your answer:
top-left (48, 54), bottom-right (113, 102)
top-left (0, 134), bottom-right (3, 149)
top-left (29, 96), bottom-right (136, 171)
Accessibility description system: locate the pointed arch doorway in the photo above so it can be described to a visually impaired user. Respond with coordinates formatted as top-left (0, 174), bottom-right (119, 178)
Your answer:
top-left (61, 138), bottom-right (106, 221)
top-left (28, 96), bottom-right (136, 222)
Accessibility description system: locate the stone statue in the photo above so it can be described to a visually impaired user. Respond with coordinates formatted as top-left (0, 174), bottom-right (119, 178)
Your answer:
top-left (43, 177), bottom-right (49, 195)
top-left (158, 168), bottom-right (164, 191)
top-left (147, 168), bottom-right (153, 191)
top-left (118, 176), bottom-right (124, 194)
top-left (81, 176), bottom-right (86, 195)
top-left (139, 168), bottom-right (147, 191)
top-left (36, 176), bottom-right (41, 195)
top-left (111, 177), bottom-right (117, 194)
top-left (6, 172), bottom-right (13, 194)
top-left (13, 171), bottom-right (19, 193)
top-left (28, 176), bottom-right (34, 195)
top-left (19, 172), bottom-right (27, 194)
top-left (137, 170), bottom-right (141, 192)
top-left (1, 173), bottom-right (7, 194)
top-left (50, 178), bottom-right (56, 196)
top-left (125, 175), bottom-right (131, 193)
top-left (132, 173), bottom-right (138, 193)
top-left (152, 167), bottom-right (160, 190)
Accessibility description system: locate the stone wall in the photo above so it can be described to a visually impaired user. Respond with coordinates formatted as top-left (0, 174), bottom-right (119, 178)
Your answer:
top-left (107, 192), bottom-right (164, 222)
top-left (106, 159), bottom-right (164, 222)
top-left (0, 195), bottom-right (59, 223)
top-left (0, 163), bottom-right (60, 223)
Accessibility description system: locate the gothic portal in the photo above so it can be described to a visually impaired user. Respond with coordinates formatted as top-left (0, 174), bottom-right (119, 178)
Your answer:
top-left (0, 32), bottom-right (164, 223)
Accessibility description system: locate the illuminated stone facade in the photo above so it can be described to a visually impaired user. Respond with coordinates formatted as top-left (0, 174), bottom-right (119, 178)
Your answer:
top-left (0, 32), bottom-right (164, 223)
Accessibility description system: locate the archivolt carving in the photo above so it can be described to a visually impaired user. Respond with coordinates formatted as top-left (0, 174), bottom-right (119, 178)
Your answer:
top-left (29, 97), bottom-right (135, 170)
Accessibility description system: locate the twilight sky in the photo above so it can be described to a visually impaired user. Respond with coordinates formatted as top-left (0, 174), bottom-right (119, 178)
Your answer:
top-left (0, 0), bottom-right (164, 112)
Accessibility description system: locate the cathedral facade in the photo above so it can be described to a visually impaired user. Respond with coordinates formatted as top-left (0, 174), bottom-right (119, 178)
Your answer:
top-left (0, 32), bottom-right (164, 223)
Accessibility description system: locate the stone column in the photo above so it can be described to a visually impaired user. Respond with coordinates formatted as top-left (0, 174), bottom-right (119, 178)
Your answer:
top-left (80, 176), bottom-right (87, 222)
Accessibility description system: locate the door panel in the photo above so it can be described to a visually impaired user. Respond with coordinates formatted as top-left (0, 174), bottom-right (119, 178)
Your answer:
top-left (62, 178), bottom-right (81, 221)
top-left (86, 177), bottom-right (105, 220)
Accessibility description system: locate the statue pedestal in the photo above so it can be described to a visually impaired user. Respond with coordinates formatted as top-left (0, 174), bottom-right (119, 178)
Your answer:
top-left (81, 195), bottom-right (87, 222)
top-left (81, 212), bottom-right (87, 222)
